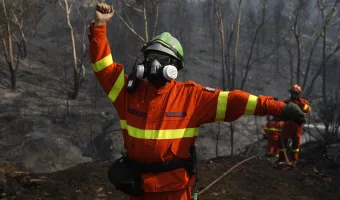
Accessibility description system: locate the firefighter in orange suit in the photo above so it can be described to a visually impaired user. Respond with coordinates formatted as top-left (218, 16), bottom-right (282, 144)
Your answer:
top-left (89, 3), bottom-right (306, 200)
top-left (264, 98), bottom-right (285, 158)
top-left (278, 84), bottom-right (311, 165)
top-left (264, 118), bottom-right (285, 158)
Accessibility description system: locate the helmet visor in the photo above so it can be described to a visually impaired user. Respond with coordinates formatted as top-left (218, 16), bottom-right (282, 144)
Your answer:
top-left (145, 53), bottom-right (172, 65)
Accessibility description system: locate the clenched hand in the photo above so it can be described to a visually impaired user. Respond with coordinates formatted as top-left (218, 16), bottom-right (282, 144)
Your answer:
top-left (280, 102), bottom-right (306, 125)
top-left (94, 2), bottom-right (114, 26)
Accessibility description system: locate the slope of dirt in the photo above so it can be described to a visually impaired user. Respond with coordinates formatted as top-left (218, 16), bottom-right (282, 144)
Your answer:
top-left (1, 156), bottom-right (339, 200)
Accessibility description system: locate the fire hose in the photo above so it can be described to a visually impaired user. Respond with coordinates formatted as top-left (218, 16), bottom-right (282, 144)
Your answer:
top-left (279, 135), bottom-right (292, 165)
top-left (191, 139), bottom-right (292, 199)
top-left (196, 156), bottom-right (257, 197)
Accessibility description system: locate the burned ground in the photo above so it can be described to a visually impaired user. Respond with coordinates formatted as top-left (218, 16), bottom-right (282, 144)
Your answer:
top-left (1, 156), bottom-right (339, 200)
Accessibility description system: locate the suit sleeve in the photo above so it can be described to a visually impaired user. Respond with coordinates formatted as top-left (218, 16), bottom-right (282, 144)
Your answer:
top-left (88, 23), bottom-right (127, 106)
top-left (193, 85), bottom-right (286, 125)
top-left (283, 99), bottom-right (291, 104)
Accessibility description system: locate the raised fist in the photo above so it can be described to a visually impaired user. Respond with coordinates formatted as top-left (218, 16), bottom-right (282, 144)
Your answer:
top-left (94, 2), bottom-right (114, 26)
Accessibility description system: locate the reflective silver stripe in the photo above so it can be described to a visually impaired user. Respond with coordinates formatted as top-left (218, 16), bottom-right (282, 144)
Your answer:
top-left (91, 54), bottom-right (113, 72)
top-left (108, 68), bottom-right (125, 102)
top-left (215, 91), bottom-right (229, 121)
top-left (244, 94), bottom-right (258, 115)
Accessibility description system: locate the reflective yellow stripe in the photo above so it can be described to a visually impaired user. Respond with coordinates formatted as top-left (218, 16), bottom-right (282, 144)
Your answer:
top-left (91, 54), bottom-right (113, 72)
top-left (244, 95), bottom-right (258, 115)
top-left (108, 69), bottom-right (125, 102)
top-left (264, 127), bottom-right (282, 132)
top-left (120, 120), bottom-right (127, 128)
top-left (119, 120), bottom-right (199, 139)
top-left (292, 148), bottom-right (300, 152)
top-left (279, 148), bottom-right (286, 151)
top-left (303, 104), bottom-right (310, 111)
top-left (215, 91), bottom-right (229, 122)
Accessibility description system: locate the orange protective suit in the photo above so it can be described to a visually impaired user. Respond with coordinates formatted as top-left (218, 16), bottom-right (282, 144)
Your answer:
top-left (264, 119), bottom-right (285, 157)
top-left (279, 98), bottom-right (311, 162)
top-left (88, 23), bottom-right (286, 200)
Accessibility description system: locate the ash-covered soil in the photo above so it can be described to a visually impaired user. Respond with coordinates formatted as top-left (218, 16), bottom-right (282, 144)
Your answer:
top-left (1, 156), bottom-right (339, 200)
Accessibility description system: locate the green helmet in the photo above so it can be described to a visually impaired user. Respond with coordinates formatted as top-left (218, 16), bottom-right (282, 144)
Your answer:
top-left (141, 32), bottom-right (184, 70)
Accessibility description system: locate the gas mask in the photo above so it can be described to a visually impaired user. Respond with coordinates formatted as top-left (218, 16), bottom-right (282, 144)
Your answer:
top-left (136, 60), bottom-right (178, 81)
top-left (137, 53), bottom-right (178, 81)
top-left (126, 53), bottom-right (178, 92)
top-left (290, 92), bottom-right (299, 100)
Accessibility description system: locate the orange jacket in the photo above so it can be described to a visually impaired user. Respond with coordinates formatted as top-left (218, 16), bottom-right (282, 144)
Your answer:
top-left (88, 23), bottom-right (286, 193)
top-left (282, 98), bottom-right (311, 137)
top-left (264, 120), bottom-right (284, 139)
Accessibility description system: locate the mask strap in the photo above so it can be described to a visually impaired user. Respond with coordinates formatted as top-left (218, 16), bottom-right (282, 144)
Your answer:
top-left (126, 55), bottom-right (141, 93)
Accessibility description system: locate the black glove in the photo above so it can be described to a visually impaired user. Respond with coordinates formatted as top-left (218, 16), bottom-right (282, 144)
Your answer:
top-left (280, 102), bottom-right (306, 125)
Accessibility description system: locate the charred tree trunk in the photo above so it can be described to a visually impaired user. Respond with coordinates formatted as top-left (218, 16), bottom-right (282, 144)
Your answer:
top-left (232, 0), bottom-right (243, 90)
top-left (59, 0), bottom-right (88, 99)
top-left (1, 0), bottom-right (17, 90)
top-left (9, 65), bottom-right (16, 90)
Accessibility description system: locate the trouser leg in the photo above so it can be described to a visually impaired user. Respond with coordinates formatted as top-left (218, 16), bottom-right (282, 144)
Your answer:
top-left (291, 134), bottom-right (301, 162)
top-left (128, 187), bottom-right (192, 200)
top-left (278, 136), bottom-right (289, 162)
